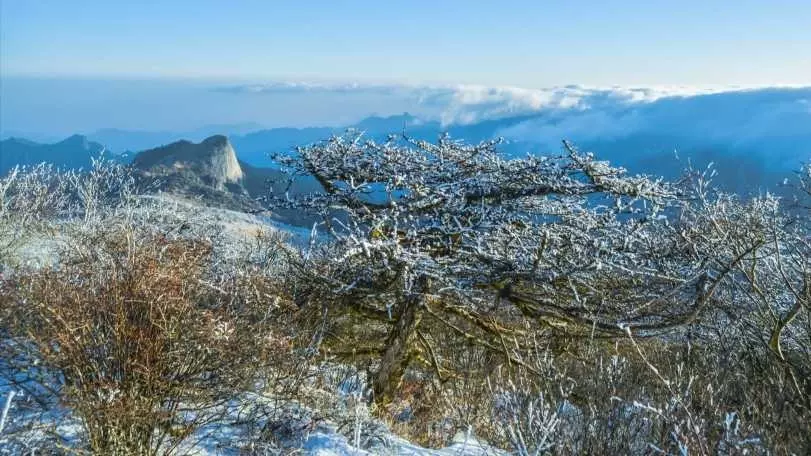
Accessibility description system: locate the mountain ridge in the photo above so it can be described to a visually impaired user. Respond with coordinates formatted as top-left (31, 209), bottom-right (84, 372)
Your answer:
top-left (0, 134), bottom-right (108, 175)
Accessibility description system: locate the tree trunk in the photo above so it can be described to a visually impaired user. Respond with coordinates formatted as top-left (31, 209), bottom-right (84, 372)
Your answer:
top-left (373, 275), bottom-right (429, 405)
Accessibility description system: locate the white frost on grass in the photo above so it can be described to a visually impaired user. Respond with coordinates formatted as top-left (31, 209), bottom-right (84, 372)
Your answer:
top-left (302, 430), bottom-right (504, 456)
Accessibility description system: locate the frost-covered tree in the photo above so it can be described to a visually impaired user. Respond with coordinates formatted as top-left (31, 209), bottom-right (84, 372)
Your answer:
top-left (271, 133), bottom-right (772, 403)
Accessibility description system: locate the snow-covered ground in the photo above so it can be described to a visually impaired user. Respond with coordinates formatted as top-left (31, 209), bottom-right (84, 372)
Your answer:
top-left (0, 375), bottom-right (506, 455)
top-left (300, 430), bottom-right (501, 456)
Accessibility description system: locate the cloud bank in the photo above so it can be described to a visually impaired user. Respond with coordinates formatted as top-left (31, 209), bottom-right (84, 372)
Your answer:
top-left (213, 82), bottom-right (811, 176)
top-left (497, 87), bottom-right (811, 161)
top-left (212, 82), bottom-right (767, 126)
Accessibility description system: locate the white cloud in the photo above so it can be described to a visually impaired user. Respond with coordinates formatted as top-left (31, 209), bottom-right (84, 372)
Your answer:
top-left (498, 87), bottom-right (811, 141)
top-left (210, 81), bottom-right (811, 171)
top-left (212, 81), bottom-right (769, 126)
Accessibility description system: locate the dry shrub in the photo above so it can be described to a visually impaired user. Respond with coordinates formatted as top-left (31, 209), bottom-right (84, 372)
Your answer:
top-left (1, 226), bottom-right (286, 455)
top-left (373, 326), bottom-right (810, 455)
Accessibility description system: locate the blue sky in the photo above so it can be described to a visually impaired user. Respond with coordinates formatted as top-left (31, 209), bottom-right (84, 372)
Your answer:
top-left (2, 0), bottom-right (810, 87)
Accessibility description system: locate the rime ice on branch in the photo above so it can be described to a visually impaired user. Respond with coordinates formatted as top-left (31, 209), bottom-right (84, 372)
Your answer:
top-left (269, 133), bottom-right (802, 403)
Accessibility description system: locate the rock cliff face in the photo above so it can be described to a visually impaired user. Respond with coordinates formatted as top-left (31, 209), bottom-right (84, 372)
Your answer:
top-left (133, 135), bottom-right (243, 190)
top-left (130, 134), bottom-right (325, 220)
top-left (130, 135), bottom-right (261, 212)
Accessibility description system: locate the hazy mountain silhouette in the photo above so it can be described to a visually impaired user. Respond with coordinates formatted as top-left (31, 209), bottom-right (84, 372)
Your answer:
top-left (230, 127), bottom-right (335, 166)
top-left (89, 123), bottom-right (266, 153)
top-left (82, 114), bottom-right (441, 167)
top-left (0, 134), bottom-right (109, 175)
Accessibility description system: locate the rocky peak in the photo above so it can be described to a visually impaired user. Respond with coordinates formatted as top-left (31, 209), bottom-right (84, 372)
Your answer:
top-left (133, 135), bottom-right (244, 190)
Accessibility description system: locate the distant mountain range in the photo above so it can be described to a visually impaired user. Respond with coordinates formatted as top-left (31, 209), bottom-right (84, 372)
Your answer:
top-left (4, 90), bottom-right (811, 198)
top-left (0, 134), bottom-right (109, 175)
top-left (87, 122), bottom-right (267, 155)
top-left (81, 113), bottom-right (431, 166)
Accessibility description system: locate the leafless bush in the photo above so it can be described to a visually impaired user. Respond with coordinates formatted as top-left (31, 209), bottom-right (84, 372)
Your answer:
top-left (492, 382), bottom-right (561, 456)
top-left (0, 227), bottom-right (289, 454)
top-left (0, 162), bottom-right (304, 455)
top-left (0, 164), bottom-right (69, 267)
